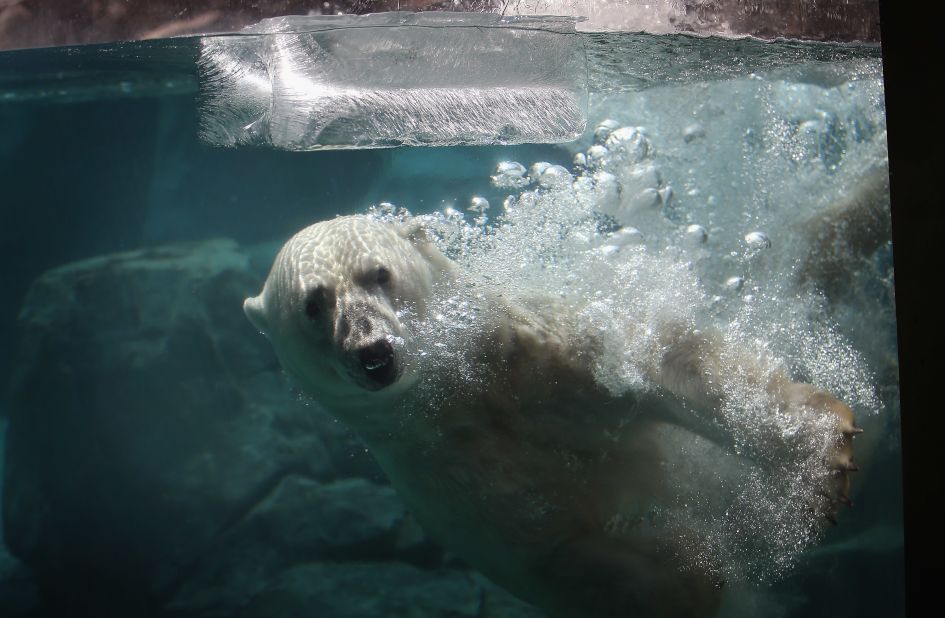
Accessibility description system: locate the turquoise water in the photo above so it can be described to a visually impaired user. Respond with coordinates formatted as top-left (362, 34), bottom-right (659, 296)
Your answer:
top-left (0, 29), bottom-right (900, 618)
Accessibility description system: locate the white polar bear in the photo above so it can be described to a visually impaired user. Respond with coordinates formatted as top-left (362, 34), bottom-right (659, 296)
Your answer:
top-left (244, 214), bottom-right (859, 618)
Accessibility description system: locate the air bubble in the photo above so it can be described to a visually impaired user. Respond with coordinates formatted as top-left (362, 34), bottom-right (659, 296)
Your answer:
top-left (496, 161), bottom-right (525, 175)
top-left (683, 123), bottom-right (706, 142)
top-left (443, 206), bottom-right (464, 222)
top-left (583, 170), bottom-right (620, 214)
top-left (594, 119), bottom-right (620, 144)
top-left (468, 196), bottom-right (490, 213)
top-left (630, 188), bottom-right (662, 211)
top-left (724, 276), bottom-right (745, 292)
top-left (744, 231), bottom-right (771, 259)
top-left (799, 119), bottom-right (822, 135)
top-left (658, 186), bottom-right (674, 208)
top-left (468, 196), bottom-right (490, 225)
top-left (622, 163), bottom-right (662, 193)
top-left (604, 127), bottom-right (649, 165)
top-left (609, 227), bottom-right (645, 246)
top-left (529, 162), bottom-right (552, 181)
top-left (685, 224), bottom-right (708, 244)
top-left (573, 152), bottom-right (588, 168)
top-left (572, 176), bottom-right (595, 206)
top-left (517, 191), bottom-right (539, 209)
top-left (586, 145), bottom-right (610, 168)
top-left (491, 161), bottom-right (529, 189)
top-left (538, 165), bottom-right (573, 190)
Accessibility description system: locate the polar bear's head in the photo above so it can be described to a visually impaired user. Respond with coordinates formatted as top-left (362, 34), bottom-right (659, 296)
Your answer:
top-left (244, 215), bottom-right (454, 404)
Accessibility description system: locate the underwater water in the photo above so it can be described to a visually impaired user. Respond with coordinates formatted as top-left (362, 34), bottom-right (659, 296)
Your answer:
top-left (0, 22), bottom-right (901, 618)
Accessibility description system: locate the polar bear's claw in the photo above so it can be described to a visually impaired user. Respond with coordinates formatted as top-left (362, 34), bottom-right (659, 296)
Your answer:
top-left (791, 386), bottom-right (860, 524)
top-left (833, 420), bottom-right (863, 514)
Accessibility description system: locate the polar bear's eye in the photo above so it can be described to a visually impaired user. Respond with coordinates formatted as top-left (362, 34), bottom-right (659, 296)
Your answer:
top-left (304, 287), bottom-right (327, 320)
top-left (376, 267), bottom-right (392, 286)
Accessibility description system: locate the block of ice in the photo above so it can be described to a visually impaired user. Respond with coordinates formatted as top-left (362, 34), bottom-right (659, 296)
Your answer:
top-left (197, 12), bottom-right (588, 150)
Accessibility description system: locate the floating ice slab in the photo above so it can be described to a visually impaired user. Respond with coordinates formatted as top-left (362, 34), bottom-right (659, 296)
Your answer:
top-left (197, 12), bottom-right (588, 150)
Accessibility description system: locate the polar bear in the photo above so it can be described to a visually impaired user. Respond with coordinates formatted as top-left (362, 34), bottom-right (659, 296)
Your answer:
top-left (244, 214), bottom-right (859, 618)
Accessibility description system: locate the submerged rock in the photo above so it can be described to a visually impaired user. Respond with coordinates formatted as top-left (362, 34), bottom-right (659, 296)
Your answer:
top-left (236, 562), bottom-right (479, 618)
top-left (161, 475), bottom-right (441, 616)
top-left (230, 561), bottom-right (543, 618)
top-left (1, 239), bottom-right (384, 611)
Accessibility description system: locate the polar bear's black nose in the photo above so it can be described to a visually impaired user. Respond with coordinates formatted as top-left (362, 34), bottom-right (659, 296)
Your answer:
top-left (357, 339), bottom-right (397, 388)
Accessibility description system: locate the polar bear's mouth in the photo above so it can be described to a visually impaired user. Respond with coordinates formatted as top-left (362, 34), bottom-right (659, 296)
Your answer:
top-left (356, 339), bottom-right (398, 389)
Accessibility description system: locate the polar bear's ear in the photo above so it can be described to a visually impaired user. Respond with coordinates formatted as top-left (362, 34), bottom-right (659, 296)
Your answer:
top-left (243, 295), bottom-right (270, 337)
top-left (397, 219), bottom-right (431, 245)
top-left (397, 220), bottom-right (457, 275)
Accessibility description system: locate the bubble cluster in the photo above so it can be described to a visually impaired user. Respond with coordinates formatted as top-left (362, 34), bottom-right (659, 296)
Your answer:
top-left (373, 118), bottom-right (879, 585)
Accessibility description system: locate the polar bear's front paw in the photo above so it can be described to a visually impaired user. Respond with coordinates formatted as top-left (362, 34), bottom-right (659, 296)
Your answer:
top-left (797, 388), bottom-right (862, 525)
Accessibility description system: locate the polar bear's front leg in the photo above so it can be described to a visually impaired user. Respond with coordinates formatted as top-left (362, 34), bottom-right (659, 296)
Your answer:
top-left (651, 326), bottom-right (861, 524)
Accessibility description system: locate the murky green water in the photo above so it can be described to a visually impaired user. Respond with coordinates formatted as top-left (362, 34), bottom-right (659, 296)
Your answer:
top-left (0, 27), bottom-right (900, 618)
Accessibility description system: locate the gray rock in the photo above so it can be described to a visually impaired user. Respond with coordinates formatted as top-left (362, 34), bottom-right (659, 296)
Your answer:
top-left (0, 239), bottom-right (365, 604)
top-left (236, 562), bottom-right (482, 618)
top-left (240, 476), bottom-right (432, 561)
top-left (475, 575), bottom-right (549, 618)
top-left (224, 561), bottom-right (547, 618)
top-left (162, 475), bottom-right (440, 616)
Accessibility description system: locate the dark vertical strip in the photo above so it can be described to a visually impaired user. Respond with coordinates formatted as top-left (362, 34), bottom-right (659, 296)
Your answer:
top-left (880, 1), bottom-right (938, 616)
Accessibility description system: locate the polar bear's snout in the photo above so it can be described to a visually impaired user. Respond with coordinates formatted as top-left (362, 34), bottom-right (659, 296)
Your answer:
top-left (336, 298), bottom-right (402, 389)
top-left (356, 338), bottom-right (398, 388)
